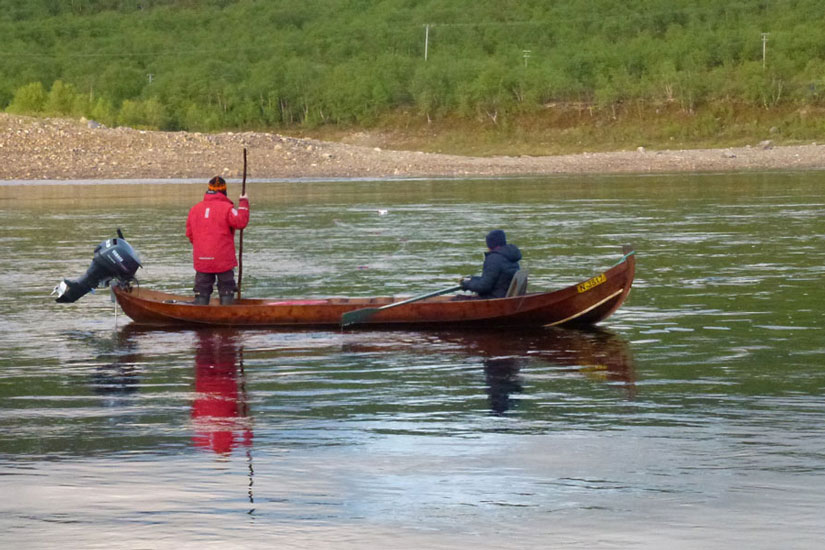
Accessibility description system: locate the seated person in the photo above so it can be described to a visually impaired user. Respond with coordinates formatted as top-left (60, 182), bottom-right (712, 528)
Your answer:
top-left (459, 229), bottom-right (522, 299)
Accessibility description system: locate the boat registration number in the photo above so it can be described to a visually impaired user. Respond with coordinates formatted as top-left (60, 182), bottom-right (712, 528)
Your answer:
top-left (577, 273), bottom-right (606, 293)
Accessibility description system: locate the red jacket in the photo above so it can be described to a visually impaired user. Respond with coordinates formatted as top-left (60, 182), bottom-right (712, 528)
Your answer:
top-left (186, 192), bottom-right (250, 273)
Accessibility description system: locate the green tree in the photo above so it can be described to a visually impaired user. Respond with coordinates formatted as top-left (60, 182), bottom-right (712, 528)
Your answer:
top-left (6, 82), bottom-right (48, 114)
top-left (89, 96), bottom-right (117, 126)
top-left (118, 99), bottom-right (144, 127)
top-left (142, 98), bottom-right (169, 129)
top-left (44, 80), bottom-right (82, 115)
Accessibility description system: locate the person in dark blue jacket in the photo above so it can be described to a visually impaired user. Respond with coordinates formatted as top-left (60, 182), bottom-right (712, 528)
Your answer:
top-left (459, 229), bottom-right (522, 299)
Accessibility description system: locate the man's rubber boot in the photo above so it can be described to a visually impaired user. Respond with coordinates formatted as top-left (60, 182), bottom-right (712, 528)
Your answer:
top-left (220, 294), bottom-right (235, 306)
top-left (193, 294), bottom-right (210, 305)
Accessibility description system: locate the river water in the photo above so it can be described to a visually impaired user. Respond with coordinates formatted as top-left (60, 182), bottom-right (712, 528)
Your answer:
top-left (1, 173), bottom-right (824, 548)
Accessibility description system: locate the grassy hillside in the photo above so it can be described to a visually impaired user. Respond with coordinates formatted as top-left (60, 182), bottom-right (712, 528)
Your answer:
top-left (2, 0), bottom-right (824, 153)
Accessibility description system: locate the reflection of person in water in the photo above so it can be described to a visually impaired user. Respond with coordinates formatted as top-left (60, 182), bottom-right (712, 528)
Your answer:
top-left (191, 329), bottom-right (252, 455)
top-left (484, 356), bottom-right (527, 415)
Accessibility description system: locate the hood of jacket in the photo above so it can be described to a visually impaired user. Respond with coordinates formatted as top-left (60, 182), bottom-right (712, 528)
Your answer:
top-left (487, 244), bottom-right (522, 262)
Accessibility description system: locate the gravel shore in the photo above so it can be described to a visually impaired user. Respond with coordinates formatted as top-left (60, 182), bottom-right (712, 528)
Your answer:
top-left (3, 113), bottom-right (825, 180)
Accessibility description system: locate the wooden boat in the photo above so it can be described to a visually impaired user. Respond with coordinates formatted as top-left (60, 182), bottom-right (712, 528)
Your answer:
top-left (112, 247), bottom-right (635, 328)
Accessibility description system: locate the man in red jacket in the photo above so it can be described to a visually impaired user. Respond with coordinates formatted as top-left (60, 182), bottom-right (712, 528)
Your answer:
top-left (186, 176), bottom-right (250, 305)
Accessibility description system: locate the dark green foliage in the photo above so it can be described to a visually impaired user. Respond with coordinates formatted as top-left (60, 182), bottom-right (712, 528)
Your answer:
top-left (1, 0), bottom-right (824, 131)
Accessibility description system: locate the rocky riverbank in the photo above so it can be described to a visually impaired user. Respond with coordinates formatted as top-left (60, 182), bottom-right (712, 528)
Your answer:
top-left (3, 113), bottom-right (825, 180)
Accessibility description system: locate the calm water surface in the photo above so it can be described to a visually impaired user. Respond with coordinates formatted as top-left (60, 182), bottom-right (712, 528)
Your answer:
top-left (1, 173), bottom-right (824, 548)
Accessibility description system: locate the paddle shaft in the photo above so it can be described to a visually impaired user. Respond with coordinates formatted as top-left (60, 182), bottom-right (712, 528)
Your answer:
top-left (237, 149), bottom-right (247, 299)
top-left (376, 285), bottom-right (462, 310)
top-left (341, 284), bottom-right (462, 327)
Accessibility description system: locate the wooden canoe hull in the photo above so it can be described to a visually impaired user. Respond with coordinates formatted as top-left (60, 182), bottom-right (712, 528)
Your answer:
top-left (113, 250), bottom-right (635, 329)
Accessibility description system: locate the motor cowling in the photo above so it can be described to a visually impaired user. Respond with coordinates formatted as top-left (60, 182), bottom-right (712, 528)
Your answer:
top-left (54, 230), bottom-right (142, 303)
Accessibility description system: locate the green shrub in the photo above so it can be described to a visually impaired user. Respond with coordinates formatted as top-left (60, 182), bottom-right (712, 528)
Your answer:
top-left (117, 98), bottom-right (169, 129)
top-left (89, 97), bottom-right (117, 126)
top-left (44, 80), bottom-right (81, 116)
top-left (6, 82), bottom-right (48, 114)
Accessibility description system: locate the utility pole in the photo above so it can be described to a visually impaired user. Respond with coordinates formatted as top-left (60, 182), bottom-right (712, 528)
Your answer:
top-left (762, 32), bottom-right (769, 69)
top-left (147, 73), bottom-right (154, 84)
top-left (522, 49), bottom-right (531, 67)
top-left (424, 24), bottom-right (430, 61)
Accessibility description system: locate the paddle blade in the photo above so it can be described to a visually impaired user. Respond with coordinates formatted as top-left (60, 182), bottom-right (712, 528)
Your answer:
top-left (341, 307), bottom-right (380, 327)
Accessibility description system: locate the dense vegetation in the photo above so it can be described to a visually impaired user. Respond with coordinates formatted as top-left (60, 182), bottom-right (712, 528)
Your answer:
top-left (2, 0), bottom-right (825, 150)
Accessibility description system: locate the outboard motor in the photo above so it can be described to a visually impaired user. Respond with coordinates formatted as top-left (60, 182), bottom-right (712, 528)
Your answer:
top-left (53, 229), bottom-right (142, 303)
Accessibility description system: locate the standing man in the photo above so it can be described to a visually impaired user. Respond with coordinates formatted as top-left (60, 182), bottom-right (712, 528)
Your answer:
top-left (459, 229), bottom-right (522, 299)
top-left (186, 176), bottom-right (250, 305)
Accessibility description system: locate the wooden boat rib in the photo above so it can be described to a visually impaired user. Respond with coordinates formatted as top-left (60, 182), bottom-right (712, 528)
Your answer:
top-left (112, 247), bottom-right (635, 329)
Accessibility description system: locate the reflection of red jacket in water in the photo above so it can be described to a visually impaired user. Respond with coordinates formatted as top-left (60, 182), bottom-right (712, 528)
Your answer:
top-left (191, 332), bottom-right (251, 454)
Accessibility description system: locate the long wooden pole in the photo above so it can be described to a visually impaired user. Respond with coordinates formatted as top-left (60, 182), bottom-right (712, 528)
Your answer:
top-left (237, 148), bottom-right (247, 300)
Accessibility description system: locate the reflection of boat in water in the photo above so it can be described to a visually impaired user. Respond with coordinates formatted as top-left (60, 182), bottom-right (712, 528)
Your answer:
top-left (438, 327), bottom-right (636, 413)
top-left (109, 323), bottom-right (632, 427)
top-left (440, 327), bottom-right (634, 379)
top-left (104, 325), bottom-right (254, 454)
top-left (107, 326), bottom-right (255, 508)
top-left (191, 328), bottom-right (252, 455)
top-left (84, 327), bottom-right (142, 398)
top-left (342, 327), bottom-right (635, 414)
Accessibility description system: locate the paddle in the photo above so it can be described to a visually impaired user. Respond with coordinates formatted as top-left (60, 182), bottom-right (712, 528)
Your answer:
top-left (341, 284), bottom-right (463, 327)
top-left (237, 148), bottom-right (247, 300)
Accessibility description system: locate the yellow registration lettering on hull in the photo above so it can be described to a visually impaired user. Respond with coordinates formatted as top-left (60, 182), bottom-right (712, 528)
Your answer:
top-left (577, 273), bottom-right (606, 293)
